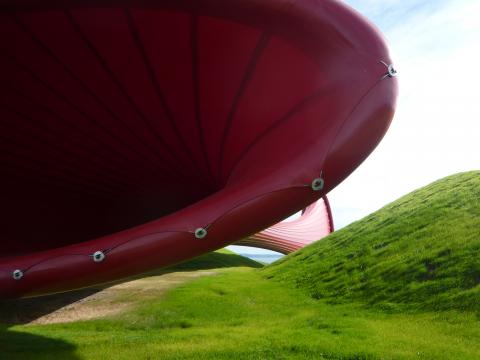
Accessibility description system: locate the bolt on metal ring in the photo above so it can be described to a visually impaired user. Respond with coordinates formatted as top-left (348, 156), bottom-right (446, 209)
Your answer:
top-left (92, 251), bottom-right (106, 263)
top-left (194, 228), bottom-right (208, 239)
top-left (12, 269), bottom-right (23, 280)
top-left (311, 178), bottom-right (325, 191)
top-left (387, 64), bottom-right (397, 77)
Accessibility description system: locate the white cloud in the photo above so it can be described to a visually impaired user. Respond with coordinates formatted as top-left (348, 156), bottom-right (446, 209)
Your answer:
top-left (330, 0), bottom-right (480, 228)
top-left (230, 0), bottom-right (480, 255)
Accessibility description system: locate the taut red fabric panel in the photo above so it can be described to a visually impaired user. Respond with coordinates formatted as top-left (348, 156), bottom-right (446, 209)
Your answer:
top-left (0, 0), bottom-right (397, 298)
top-left (236, 197), bottom-right (334, 254)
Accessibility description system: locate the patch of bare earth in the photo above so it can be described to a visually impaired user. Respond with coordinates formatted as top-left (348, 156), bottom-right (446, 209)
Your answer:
top-left (28, 270), bottom-right (217, 325)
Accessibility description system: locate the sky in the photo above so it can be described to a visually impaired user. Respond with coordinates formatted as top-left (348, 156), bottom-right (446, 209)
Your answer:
top-left (229, 0), bottom-right (480, 255)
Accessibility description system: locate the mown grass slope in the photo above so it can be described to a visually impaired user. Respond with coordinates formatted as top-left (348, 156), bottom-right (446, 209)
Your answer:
top-left (0, 249), bottom-right (262, 326)
top-left (264, 171), bottom-right (480, 313)
top-left (164, 248), bottom-right (263, 272)
top-left (2, 268), bottom-right (479, 359)
top-left (1, 172), bottom-right (479, 359)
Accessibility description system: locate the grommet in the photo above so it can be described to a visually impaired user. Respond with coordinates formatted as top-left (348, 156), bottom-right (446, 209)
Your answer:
top-left (194, 228), bottom-right (208, 239)
top-left (12, 269), bottom-right (23, 280)
top-left (387, 64), bottom-right (397, 77)
top-left (311, 177), bottom-right (325, 191)
top-left (92, 251), bottom-right (106, 263)
top-left (380, 61), bottom-right (398, 79)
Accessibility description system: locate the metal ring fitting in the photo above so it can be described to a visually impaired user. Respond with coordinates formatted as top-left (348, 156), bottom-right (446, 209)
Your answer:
top-left (311, 178), bottom-right (325, 191)
top-left (12, 269), bottom-right (23, 280)
top-left (194, 228), bottom-right (208, 239)
top-left (387, 64), bottom-right (397, 77)
top-left (92, 251), bottom-right (106, 263)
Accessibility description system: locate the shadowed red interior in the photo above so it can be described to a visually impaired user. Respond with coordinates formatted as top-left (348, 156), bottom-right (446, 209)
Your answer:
top-left (0, 0), bottom-right (397, 299)
top-left (1, 7), bottom-right (344, 256)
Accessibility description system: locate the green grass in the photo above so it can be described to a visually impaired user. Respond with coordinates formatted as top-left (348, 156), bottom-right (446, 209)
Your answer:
top-left (1, 171), bottom-right (479, 359)
top-left (264, 171), bottom-right (480, 313)
top-left (163, 248), bottom-right (263, 272)
top-left (2, 268), bottom-right (479, 359)
top-left (0, 249), bottom-right (262, 326)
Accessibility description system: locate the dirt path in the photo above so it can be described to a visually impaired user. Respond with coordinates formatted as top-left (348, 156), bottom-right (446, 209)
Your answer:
top-left (24, 270), bottom-right (217, 325)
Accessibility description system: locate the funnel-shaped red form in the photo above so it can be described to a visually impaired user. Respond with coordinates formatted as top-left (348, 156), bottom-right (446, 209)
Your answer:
top-left (237, 197), bottom-right (333, 254)
top-left (0, 0), bottom-right (397, 298)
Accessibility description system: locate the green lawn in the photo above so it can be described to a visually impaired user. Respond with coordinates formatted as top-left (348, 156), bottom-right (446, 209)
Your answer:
top-left (264, 171), bottom-right (480, 313)
top-left (1, 171), bottom-right (479, 359)
top-left (1, 268), bottom-right (479, 359)
top-left (163, 248), bottom-right (263, 272)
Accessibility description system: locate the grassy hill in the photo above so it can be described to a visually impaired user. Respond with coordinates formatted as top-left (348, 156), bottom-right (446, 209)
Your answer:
top-left (1, 172), bottom-right (479, 359)
top-left (264, 171), bottom-right (480, 313)
top-left (0, 249), bottom-right (261, 326)
top-left (165, 248), bottom-right (263, 272)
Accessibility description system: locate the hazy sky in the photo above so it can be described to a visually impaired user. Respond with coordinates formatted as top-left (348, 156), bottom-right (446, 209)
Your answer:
top-left (330, 0), bottom-right (480, 228)
top-left (229, 0), bottom-right (480, 255)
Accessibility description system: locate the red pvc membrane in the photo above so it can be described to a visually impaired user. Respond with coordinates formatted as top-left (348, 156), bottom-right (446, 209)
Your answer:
top-left (236, 197), bottom-right (334, 254)
top-left (0, 0), bottom-right (398, 298)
